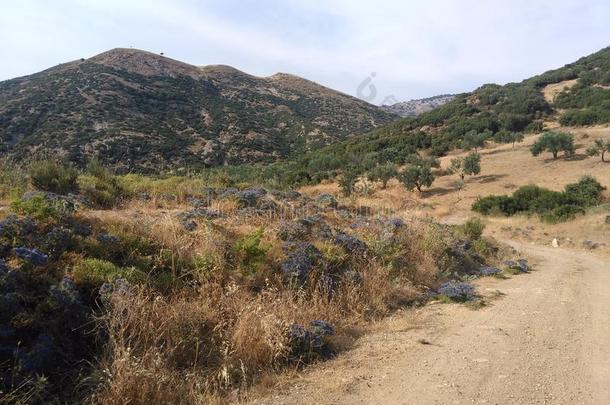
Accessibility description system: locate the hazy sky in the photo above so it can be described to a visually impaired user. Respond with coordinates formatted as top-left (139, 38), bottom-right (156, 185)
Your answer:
top-left (1, 0), bottom-right (609, 103)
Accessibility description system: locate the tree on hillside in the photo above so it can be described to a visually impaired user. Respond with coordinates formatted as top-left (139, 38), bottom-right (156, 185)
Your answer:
top-left (398, 163), bottom-right (435, 192)
top-left (367, 162), bottom-right (397, 189)
top-left (339, 168), bottom-right (359, 196)
top-left (450, 152), bottom-right (481, 182)
top-left (530, 131), bottom-right (575, 159)
top-left (461, 130), bottom-right (490, 152)
top-left (406, 154), bottom-right (440, 169)
top-left (493, 130), bottom-right (524, 149)
top-left (586, 138), bottom-right (610, 162)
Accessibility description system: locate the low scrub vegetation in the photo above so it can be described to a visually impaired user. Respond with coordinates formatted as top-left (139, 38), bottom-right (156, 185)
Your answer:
top-left (472, 176), bottom-right (606, 222)
top-left (0, 160), bottom-right (506, 403)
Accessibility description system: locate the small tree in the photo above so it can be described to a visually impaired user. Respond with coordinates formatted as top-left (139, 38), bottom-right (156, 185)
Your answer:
top-left (450, 152), bottom-right (481, 182)
top-left (462, 130), bottom-right (489, 152)
top-left (530, 131), bottom-right (575, 159)
top-left (586, 138), bottom-right (610, 162)
top-left (339, 169), bottom-right (359, 196)
top-left (406, 154), bottom-right (440, 168)
top-left (399, 163), bottom-right (435, 192)
top-left (494, 130), bottom-right (524, 149)
top-left (367, 163), bottom-right (397, 189)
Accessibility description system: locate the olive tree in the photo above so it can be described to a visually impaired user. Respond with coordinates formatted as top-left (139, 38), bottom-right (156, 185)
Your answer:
top-left (530, 131), bottom-right (575, 159)
top-left (399, 163), bottom-right (435, 192)
top-left (339, 169), bottom-right (359, 197)
top-left (494, 130), bottom-right (524, 149)
top-left (450, 152), bottom-right (481, 182)
top-left (462, 130), bottom-right (490, 152)
top-left (367, 162), bottom-right (397, 189)
top-left (586, 138), bottom-right (610, 162)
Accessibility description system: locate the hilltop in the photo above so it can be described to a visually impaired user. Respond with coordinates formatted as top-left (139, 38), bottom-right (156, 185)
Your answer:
top-left (0, 48), bottom-right (397, 171)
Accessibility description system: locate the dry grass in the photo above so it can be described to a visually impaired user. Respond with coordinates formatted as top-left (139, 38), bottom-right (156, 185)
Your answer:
top-left (90, 258), bottom-right (426, 404)
top-left (82, 200), bottom-right (448, 403)
top-left (542, 79), bottom-right (579, 103)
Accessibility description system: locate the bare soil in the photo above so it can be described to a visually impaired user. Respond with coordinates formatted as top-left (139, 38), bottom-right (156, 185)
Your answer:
top-left (249, 241), bottom-right (610, 404)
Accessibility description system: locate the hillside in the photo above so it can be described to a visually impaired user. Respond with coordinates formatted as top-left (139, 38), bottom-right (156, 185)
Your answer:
top-left (267, 46), bottom-right (610, 185)
top-left (0, 48), bottom-right (397, 171)
top-left (382, 94), bottom-right (455, 117)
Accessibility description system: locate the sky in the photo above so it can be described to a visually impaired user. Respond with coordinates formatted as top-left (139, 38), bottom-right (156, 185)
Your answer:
top-left (1, 0), bottom-right (609, 104)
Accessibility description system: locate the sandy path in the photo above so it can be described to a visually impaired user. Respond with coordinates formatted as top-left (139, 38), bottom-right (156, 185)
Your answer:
top-left (251, 242), bottom-right (610, 405)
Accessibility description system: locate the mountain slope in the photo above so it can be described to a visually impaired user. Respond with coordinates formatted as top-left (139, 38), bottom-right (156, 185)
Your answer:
top-left (275, 46), bottom-right (610, 184)
top-left (382, 94), bottom-right (455, 117)
top-left (0, 48), bottom-right (397, 171)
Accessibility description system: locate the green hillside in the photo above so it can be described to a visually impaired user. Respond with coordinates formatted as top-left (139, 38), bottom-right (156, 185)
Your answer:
top-left (0, 49), bottom-right (396, 172)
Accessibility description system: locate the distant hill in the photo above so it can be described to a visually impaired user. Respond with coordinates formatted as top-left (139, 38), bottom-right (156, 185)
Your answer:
top-left (273, 46), bottom-right (610, 185)
top-left (0, 48), bottom-right (397, 171)
top-left (382, 94), bottom-right (455, 117)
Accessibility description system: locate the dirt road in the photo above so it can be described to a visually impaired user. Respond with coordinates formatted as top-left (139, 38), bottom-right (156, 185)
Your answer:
top-left (252, 242), bottom-right (610, 404)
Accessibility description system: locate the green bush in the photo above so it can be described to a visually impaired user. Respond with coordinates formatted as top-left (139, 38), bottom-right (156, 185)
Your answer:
top-left (541, 205), bottom-right (586, 223)
top-left (10, 194), bottom-right (71, 221)
top-left (339, 169), bottom-right (359, 196)
top-left (530, 131), bottom-right (575, 159)
top-left (472, 195), bottom-right (517, 216)
top-left (233, 228), bottom-right (268, 273)
top-left (399, 162), bottom-right (435, 192)
top-left (456, 218), bottom-right (485, 240)
top-left (72, 258), bottom-right (147, 286)
top-left (563, 175), bottom-right (605, 206)
top-left (29, 161), bottom-right (79, 194)
top-left (78, 159), bottom-right (126, 208)
top-left (472, 176), bottom-right (605, 222)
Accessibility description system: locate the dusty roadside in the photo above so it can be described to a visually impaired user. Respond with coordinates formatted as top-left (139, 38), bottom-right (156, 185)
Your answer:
top-left (249, 241), bottom-right (610, 405)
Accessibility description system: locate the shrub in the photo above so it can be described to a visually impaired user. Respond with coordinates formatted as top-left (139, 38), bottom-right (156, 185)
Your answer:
top-left (559, 109), bottom-right (600, 126)
top-left (450, 152), bottom-right (481, 182)
top-left (461, 130), bottom-right (489, 151)
top-left (72, 258), bottom-right (147, 286)
top-left (78, 159), bottom-right (126, 208)
top-left (472, 195), bottom-right (517, 215)
top-left (233, 228), bottom-right (269, 273)
top-left (541, 204), bottom-right (586, 223)
top-left (29, 161), bottom-right (79, 194)
top-left (563, 175), bottom-right (605, 206)
top-left (472, 176), bottom-right (605, 222)
top-left (456, 218), bottom-right (485, 241)
top-left (367, 163), bottom-right (397, 188)
top-left (10, 194), bottom-right (71, 221)
top-left (586, 138), bottom-right (610, 162)
top-left (338, 169), bottom-right (359, 196)
top-left (493, 130), bottom-right (524, 148)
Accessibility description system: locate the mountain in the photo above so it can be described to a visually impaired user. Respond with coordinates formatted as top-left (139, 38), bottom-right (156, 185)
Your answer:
top-left (273, 46), bottom-right (610, 184)
top-left (382, 94), bottom-right (455, 117)
top-left (0, 48), bottom-right (397, 171)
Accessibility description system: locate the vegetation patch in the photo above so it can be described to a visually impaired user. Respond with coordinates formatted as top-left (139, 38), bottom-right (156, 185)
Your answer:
top-left (472, 176), bottom-right (606, 222)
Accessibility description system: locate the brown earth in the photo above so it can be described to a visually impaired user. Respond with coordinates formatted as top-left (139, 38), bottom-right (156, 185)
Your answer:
top-left (249, 241), bottom-right (610, 405)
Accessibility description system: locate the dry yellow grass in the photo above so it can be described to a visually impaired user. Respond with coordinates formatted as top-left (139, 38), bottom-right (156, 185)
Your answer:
top-left (81, 190), bottom-right (456, 404)
top-left (542, 78), bottom-right (579, 103)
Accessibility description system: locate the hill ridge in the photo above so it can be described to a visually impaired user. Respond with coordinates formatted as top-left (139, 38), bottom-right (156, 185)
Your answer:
top-left (0, 48), bottom-right (397, 171)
